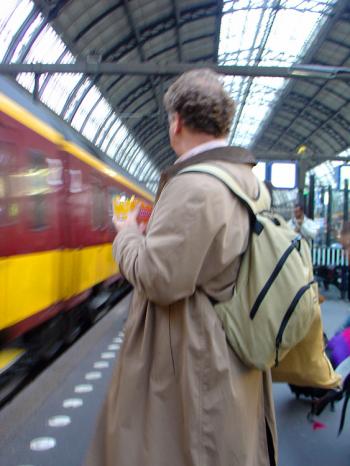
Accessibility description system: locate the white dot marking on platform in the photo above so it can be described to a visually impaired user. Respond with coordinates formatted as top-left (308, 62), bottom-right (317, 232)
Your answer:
top-left (74, 384), bottom-right (94, 393)
top-left (94, 361), bottom-right (109, 369)
top-left (101, 352), bottom-right (116, 359)
top-left (63, 398), bottom-right (83, 408)
top-left (48, 415), bottom-right (71, 427)
top-left (85, 371), bottom-right (102, 380)
top-left (30, 437), bottom-right (56, 451)
top-left (113, 337), bottom-right (123, 343)
top-left (108, 344), bottom-right (120, 350)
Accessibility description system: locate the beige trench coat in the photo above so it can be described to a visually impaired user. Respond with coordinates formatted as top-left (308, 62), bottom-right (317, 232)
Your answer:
top-left (85, 151), bottom-right (277, 466)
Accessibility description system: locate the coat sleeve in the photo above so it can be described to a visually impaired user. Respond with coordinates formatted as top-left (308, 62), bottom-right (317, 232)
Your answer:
top-left (112, 173), bottom-right (226, 306)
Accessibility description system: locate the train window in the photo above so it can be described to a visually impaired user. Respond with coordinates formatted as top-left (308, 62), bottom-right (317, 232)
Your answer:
top-left (0, 142), bottom-right (20, 226)
top-left (27, 150), bottom-right (49, 230)
top-left (108, 188), bottom-right (121, 218)
top-left (91, 183), bottom-right (106, 230)
top-left (107, 187), bottom-right (121, 232)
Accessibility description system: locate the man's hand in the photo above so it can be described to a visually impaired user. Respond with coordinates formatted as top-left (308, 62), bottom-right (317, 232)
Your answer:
top-left (112, 204), bottom-right (146, 234)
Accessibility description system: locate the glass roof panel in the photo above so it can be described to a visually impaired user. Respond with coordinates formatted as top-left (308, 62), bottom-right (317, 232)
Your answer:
top-left (338, 148), bottom-right (350, 158)
top-left (126, 147), bottom-right (143, 172)
top-left (100, 119), bottom-right (124, 152)
top-left (22, 23), bottom-right (68, 64)
top-left (70, 87), bottom-right (102, 132)
top-left (115, 138), bottom-right (135, 166)
top-left (309, 160), bottom-right (344, 188)
top-left (106, 126), bottom-right (130, 159)
top-left (220, 0), bottom-right (337, 148)
top-left (40, 73), bottom-right (84, 114)
top-left (16, 72), bottom-right (43, 93)
top-left (10, 12), bottom-right (44, 62)
top-left (15, 23), bottom-right (78, 102)
top-left (0, 0), bottom-right (33, 61)
top-left (95, 114), bottom-right (117, 146)
top-left (62, 78), bottom-right (92, 120)
top-left (81, 99), bottom-right (113, 141)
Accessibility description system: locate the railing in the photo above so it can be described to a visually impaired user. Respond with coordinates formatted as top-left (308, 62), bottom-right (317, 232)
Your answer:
top-left (312, 247), bottom-right (349, 267)
top-left (311, 246), bottom-right (349, 300)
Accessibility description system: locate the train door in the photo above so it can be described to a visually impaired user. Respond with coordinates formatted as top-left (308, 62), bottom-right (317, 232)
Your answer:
top-left (106, 184), bottom-right (122, 279)
top-left (15, 128), bottom-right (65, 328)
top-left (64, 153), bottom-right (91, 303)
top-left (89, 176), bottom-right (109, 288)
top-left (0, 127), bottom-right (22, 335)
top-left (67, 163), bottom-right (111, 297)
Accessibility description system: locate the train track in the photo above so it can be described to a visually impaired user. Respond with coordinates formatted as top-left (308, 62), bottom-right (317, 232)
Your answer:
top-left (0, 283), bottom-right (131, 409)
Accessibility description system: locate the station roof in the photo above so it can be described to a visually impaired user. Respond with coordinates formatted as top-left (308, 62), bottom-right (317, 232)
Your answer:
top-left (251, 0), bottom-right (350, 173)
top-left (0, 0), bottom-right (349, 193)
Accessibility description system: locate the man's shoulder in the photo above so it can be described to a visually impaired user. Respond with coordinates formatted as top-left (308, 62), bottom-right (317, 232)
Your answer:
top-left (168, 166), bottom-right (230, 196)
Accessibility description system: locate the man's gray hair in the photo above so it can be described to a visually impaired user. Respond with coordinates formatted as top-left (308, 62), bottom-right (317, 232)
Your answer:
top-left (163, 68), bottom-right (235, 137)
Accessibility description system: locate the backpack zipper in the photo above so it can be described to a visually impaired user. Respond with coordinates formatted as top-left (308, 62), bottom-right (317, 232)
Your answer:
top-left (274, 280), bottom-right (315, 367)
top-left (250, 236), bottom-right (301, 319)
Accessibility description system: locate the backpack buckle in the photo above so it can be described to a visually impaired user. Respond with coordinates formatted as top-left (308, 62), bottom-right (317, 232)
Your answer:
top-left (253, 219), bottom-right (264, 235)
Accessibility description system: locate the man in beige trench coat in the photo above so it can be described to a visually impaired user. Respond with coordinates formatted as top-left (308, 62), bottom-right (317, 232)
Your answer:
top-left (85, 69), bottom-right (278, 466)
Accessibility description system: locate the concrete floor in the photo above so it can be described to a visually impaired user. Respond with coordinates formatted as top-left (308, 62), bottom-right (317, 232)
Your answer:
top-left (274, 290), bottom-right (350, 466)
top-left (0, 289), bottom-right (349, 466)
top-left (0, 295), bottom-right (131, 466)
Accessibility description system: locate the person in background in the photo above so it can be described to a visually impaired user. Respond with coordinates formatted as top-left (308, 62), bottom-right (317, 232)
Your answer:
top-left (340, 221), bottom-right (350, 261)
top-left (84, 68), bottom-right (277, 466)
top-left (325, 221), bottom-right (350, 355)
top-left (288, 203), bottom-right (319, 244)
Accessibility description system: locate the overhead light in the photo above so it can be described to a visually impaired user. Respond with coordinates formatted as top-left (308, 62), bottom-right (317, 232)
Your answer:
top-left (297, 145), bottom-right (307, 155)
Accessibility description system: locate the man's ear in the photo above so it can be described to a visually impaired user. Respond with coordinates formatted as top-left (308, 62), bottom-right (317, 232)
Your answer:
top-left (173, 112), bottom-right (182, 134)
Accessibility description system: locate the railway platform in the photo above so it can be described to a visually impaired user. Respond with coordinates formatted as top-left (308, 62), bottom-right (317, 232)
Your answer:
top-left (0, 291), bottom-right (349, 466)
top-left (0, 295), bottom-right (130, 466)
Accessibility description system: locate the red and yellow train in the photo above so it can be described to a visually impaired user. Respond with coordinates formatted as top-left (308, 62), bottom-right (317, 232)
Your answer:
top-left (0, 77), bottom-right (154, 374)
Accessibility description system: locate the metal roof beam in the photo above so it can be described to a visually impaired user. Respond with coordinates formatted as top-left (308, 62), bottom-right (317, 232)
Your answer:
top-left (264, 48), bottom-right (350, 151)
top-left (213, 0), bottom-right (223, 60)
top-left (35, 0), bottom-right (72, 21)
top-left (102, 32), bottom-right (213, 100)
top-left (228, 0), bottom-right (280, 144)
top-left (122, 0), bottom-right (161, 115)
top-left (73, 2), bottom-right (123, 43)
top-left (325, 36), bottom-right (350, 50)
top-left (171, 0), bottom-right (183, 62)
top-left (3, 63), bottom-right (350, 78)
top-left (251, 0), bottom-right (350, 148)
top-left (3, 7), bottom-right (38, 63)
top-left (255, 153), bottom-right (350, 163)
top-left (134, 139), bottom-right (168, 176)
top-left (93, 113), bottom-right (117, 146)
top-left (102, 2), bottom-right (217, 61)
top-left (141, 146), bottom-right (171, 180)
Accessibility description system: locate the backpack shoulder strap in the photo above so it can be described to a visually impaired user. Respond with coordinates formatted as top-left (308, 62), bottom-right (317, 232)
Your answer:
top-left (178, 163), bottom-right (270, 216)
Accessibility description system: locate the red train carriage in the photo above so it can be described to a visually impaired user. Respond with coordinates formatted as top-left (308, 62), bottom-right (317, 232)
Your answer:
top-left (0, 79), bottom-right (153, 373)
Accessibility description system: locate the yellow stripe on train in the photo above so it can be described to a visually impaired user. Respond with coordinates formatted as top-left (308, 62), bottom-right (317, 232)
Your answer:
top-left (0, 348), bottom-right (25, 374)
top-left (0, 244), bottom-right (118, 331)
top-left (0, 92), bottom-right (154, 204)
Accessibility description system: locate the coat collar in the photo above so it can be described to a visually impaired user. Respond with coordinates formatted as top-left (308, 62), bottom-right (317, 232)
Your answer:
top-left (155, 146), bottom-right (256, 202)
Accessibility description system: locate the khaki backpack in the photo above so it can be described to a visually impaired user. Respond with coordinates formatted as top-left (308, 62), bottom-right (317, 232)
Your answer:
top-left (179, 163), bottom-right (318, 371)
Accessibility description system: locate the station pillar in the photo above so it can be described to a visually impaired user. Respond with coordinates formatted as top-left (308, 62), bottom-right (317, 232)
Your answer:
top-left (308, 174), bottom-right (315, 219)
top-left (297, 160), bottom-right (307, 206)
top-left (344, 179), bottom-right (349, 222)
top-left (326, 185), bottom-right (333, 247)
